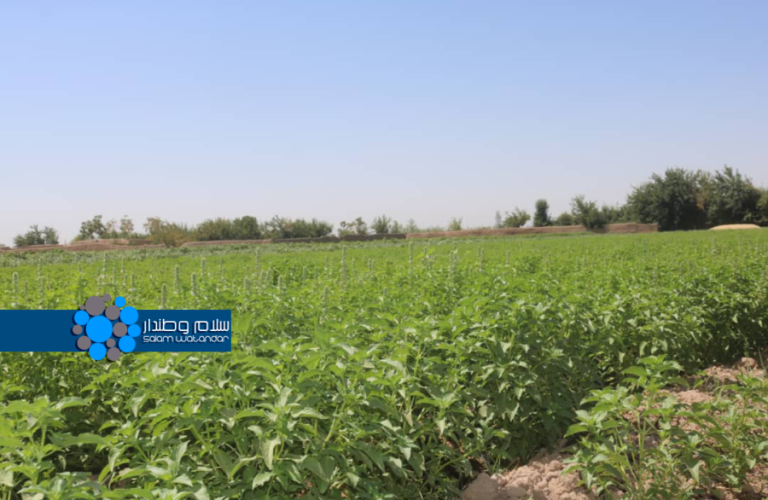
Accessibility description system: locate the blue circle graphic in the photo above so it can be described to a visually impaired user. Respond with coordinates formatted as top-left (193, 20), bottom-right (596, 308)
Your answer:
top-left (119, 336), bottom-right (136, 353)
top-left (127, 324), bottom-right (141, 338)
top-left (115, 296), bottom-right (126, 308)
top-left (120, 306), bottom-right (139, 325)
top-left (89, 343), bottom-right (107, 361)
top-left (86, 316), bottom-right (112, 343)
top-left (74, 310), bottom-right (90, 325)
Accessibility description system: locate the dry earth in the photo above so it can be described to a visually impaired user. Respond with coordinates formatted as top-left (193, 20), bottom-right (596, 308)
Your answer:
top-left (709, 224), bottom-right (762, 231)
top-left (462, 358), bottom-right (767, 500)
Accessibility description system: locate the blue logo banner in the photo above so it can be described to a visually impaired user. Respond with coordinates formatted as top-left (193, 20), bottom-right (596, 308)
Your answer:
top-left (0, 293), bottom-right (231, 361)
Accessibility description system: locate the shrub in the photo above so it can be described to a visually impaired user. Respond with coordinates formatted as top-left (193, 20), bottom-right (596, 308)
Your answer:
top-left (78, 215), bottom-right (107, 240)
top-left (371, 215), bottom-right (392, 234)
top-left (554, 212), bottom-right (574, 226)
top-left (571, 195), bottom-right (607, 229)
top-left (533, 199), bottom-right (551, 227)
top-left (626, 168), bottom-right (708, 231)
top-left (144, 217), bottom-right (192, 247)
top-left (196, 218), bottom-right (236, 241)
top-left (704, 166), bottom-right (762, 226)
top-left (13, 225), bottom-right (59, 247)
top-left (447, 217), bottom-right (463, 231)
top-left (503, 208), bottom-right (530, 228)
top-left (338, 217), bottom-right (368, 236)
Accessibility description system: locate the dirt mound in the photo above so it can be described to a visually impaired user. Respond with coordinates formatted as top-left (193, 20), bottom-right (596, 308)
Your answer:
top-left (462, 357), bottom-right (767, 500)
top-left (710, 224), bottom-right (761, 231)
top-left (462, 443), bottom-right (593, 500)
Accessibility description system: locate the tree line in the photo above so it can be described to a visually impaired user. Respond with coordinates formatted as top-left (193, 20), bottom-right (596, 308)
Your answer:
top-left (8, 166), bottom-right (767, 248)
top-left (495, 166), bottom-right (768, 231)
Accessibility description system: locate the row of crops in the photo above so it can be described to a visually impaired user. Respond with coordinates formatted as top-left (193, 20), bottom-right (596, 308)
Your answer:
top-left (0, 231), bottom-right (767, 499)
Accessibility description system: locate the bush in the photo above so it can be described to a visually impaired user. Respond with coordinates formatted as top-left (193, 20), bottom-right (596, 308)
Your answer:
top-left (704, 166), bottom-right (762, 226)
top-left (371, 215), bottom-right (392, 234)
top-left (554, 212), bottom-right (574, 226)
top-left (196, 218), bottom-right (236, 241)
top-left (533, 199), bottom-right (551, 227)
top-left (757, 189), bottom-right (768, 226)
top-left (447, 217), bottom-right (463, 231)
top-left (144, 217), bottom-right (192, 247)
top-left (338, 218), bottom-right (368, 236)
top-left (290, 218), bottom-right (333, 238)
top-left (571, 196), bottom-right (607, 229)
top-left (13, 225), bottom-right (59, 247)
top-left (78, 215), bottom-right (107, 240)
top-left (231, 216), bottom-right (262, 240)
top-left (503, 208), bottom-right (530, 228)
top-left (626, 168), bottom-right (708, 231)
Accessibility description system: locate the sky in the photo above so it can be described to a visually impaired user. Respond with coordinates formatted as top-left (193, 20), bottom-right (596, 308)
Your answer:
top-left (1, 1), bottom-right (766, 244)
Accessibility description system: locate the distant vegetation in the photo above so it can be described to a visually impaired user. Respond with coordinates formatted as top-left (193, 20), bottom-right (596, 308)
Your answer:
top-left (13, 225), bottom-right (59, 247)
top-left (11, 166), bottom-right (768, 247)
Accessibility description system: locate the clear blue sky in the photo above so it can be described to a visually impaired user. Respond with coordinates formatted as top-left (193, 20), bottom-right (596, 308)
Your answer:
top-left (1, 1), bottom-right (766, 244)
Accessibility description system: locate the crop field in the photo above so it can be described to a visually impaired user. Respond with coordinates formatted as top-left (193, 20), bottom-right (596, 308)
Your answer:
top-left (1, 230), bottom-right (767, 499)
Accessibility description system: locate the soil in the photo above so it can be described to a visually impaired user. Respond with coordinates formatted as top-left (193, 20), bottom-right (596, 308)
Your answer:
top-left (709, 224), bottom-right (762, 231)
top-left (461, 357), bottom-right (768, 500)
top-left (462, 443), bottom-right (594, 500)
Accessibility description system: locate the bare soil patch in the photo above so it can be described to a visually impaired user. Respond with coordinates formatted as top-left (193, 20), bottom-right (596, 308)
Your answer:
top-left (709, 224), bottom-right (761, 231)
top-left (462, 358), bottom-right (768, 500)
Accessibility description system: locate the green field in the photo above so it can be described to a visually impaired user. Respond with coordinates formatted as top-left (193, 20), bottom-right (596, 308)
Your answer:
top-left (1, 231), bottom-right (767, 499)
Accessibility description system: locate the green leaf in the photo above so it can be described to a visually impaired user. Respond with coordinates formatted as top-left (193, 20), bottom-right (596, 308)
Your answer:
top-left (54, 397), bottom-right (89, 411)
top-left (251, 472), bottom-right (272, 489)
top-left (261, 438), bottom-right (280, 470)
top-left (564, 424), bottom-right (588, 437)
top-left (0, 470), bottom-right (12, 487)
top-left (303, 456), bottom-right (336, 483)
top-left (622, 366), bottom-right (647, 378)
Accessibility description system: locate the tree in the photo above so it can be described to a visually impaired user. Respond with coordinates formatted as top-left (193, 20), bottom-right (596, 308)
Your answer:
top-left (263, 216), bottom-right (290, 238)
top-left (43, 227), bottom-right (58, 244)
top-left (232, 216), bottom-right (262, 240)
top-left (554, 212), bottom-right (574, 226)
top-left (79, 215), bottom-right (107, 240)
top-left (144, 217), bottom-right (190, 247)
top-left (757, 189), bottom-right (768, 226)
top-left (390, 220), bottom-right (404, 233)
top-left (503, 208), bottom-right (530, 228)
top-left (600, 204), bottom-right (628, 224)
top-left (13, 225), bottom-right (59, 247)
top-left (104, 219), bottom-right (119, 238)
top-left (404, 219), bottom-right (420, 233)
top-left (119, 216), bottom-right (135, 237)
top-left (371, 215), bottom-right (392, 234)
top-left (447, 217), bottom-right (463, 231)
top-left (704, 166), bottom-right (762, 226)
top-left (571, 195), bottom-right (607, 229)
top-left (260, 216), bottom-right (332, 239)
top-left (533, 199), bottom-right (551, 227)
top-left (196, 218), bottom-right (235, 241)
top-left (338, 217), bottom-right (368, 236)
top-left (626, 168), bottom-right (707, 231)
top-left (494, 211), bottom-right (503, 228)
top-left (290, 218), bottom-right (333, 238)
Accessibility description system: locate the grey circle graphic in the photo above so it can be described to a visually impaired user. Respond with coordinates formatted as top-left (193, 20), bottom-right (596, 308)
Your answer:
top-left (85, 296), bottom-right (105, 316)
top-left (103, 293), bottom-right (112, 302)
top-left (107, 347), bottom-right (121, 361)
top-left (79, 305), bottom-right (86, 310)
top-left (72, 325), bottom-right (83, 335)
top-left (76, 336), bottom-right (92, 350)
top-left (106, 338), bottom-right (116, 348)
top-left (113, 322), bottom-right (127, 337)
top-left (105, 305), bottom-right (121, 320)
